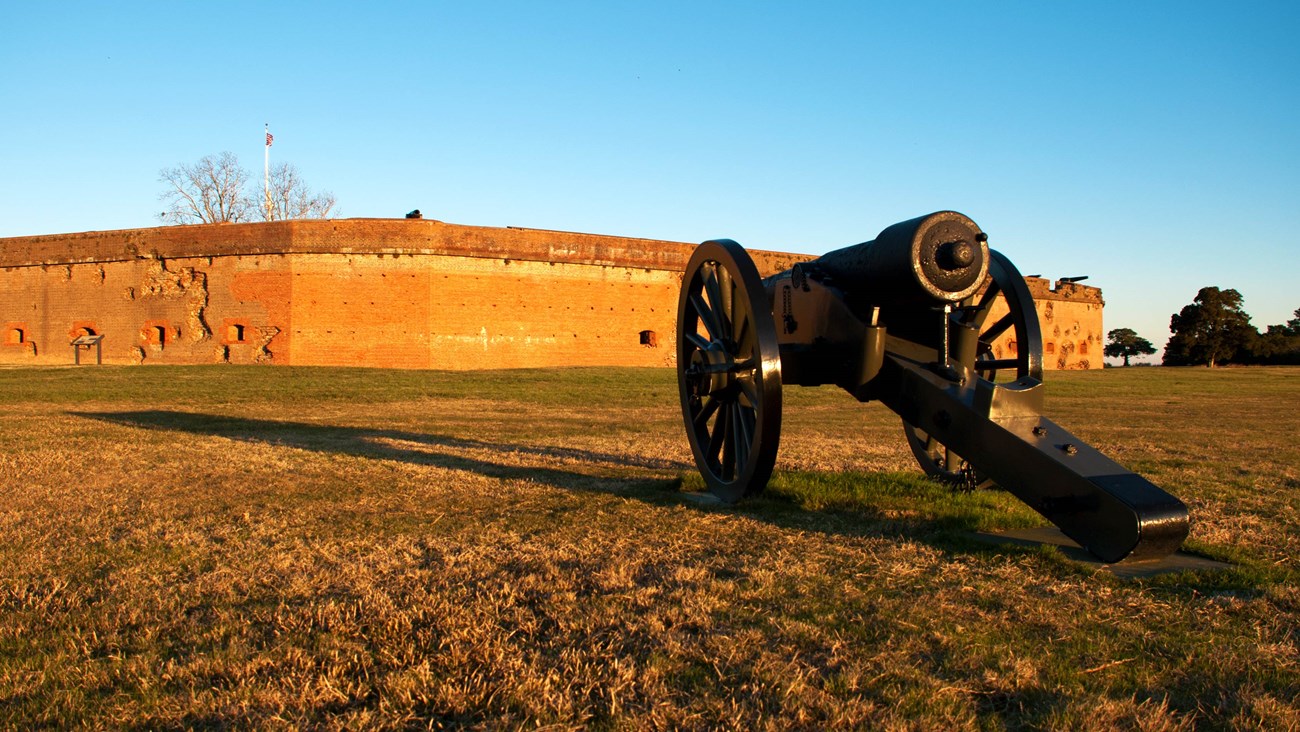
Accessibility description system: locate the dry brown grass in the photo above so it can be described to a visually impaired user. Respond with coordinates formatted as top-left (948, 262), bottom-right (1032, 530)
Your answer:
top-left (0, 365), bottom-right (1296, 729)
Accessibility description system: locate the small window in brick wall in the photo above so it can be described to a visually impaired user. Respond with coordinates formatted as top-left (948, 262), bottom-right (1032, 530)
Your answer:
top-left (639, 330), bottom-right (658, 348)
top-left (227, 324), bottom-right (246, 343)
top-left (6, 328), bottom-right (23, 345)
top-left (1045, 342), bottom-right (1056, 355)
top-left (140, 323), bottom-right (170, 347)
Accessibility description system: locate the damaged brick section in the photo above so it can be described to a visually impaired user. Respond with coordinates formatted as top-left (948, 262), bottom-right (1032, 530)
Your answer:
top-left (251, 326), bottom-right (280, 363)
top-left (139, 259), bottom-right (211, 343)
top-left (212, 326), bottom-right (279, 364)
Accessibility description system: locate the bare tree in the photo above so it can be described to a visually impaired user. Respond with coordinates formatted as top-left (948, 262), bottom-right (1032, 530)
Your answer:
top-left (262, 162), bottom-right (337, 221)
top-left (158, 152), bottom-right (255, 224)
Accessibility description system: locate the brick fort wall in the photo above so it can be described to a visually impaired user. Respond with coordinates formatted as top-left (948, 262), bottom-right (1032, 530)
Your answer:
top-left (0, 219), bottom-right (1103, 369)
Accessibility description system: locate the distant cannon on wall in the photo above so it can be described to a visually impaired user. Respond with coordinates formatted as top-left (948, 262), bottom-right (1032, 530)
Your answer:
top-left (676, 212), bottom-right (1189, 563)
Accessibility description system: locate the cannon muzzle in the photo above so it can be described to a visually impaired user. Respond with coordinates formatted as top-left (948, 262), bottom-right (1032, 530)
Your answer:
top-left (810, 211), bottom-right (990, 308)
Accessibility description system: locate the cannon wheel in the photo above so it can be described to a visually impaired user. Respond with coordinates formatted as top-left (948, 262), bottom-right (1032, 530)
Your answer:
top-left (903, 250), bottom-right (1044, 488)
top-left (677, 239), bottom-right (783, 504)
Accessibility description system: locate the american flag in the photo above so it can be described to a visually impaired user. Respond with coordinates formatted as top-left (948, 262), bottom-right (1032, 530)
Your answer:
top-left (266, 131), bottom-right (273, 146)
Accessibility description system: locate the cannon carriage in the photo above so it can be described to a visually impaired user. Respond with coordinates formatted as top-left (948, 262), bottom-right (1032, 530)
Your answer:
top-left (676, 211), bottom-right (1189, 563)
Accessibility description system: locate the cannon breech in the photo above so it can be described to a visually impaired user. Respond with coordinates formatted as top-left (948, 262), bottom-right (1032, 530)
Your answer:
top-left (676, 212), bottom-right (1190, 563)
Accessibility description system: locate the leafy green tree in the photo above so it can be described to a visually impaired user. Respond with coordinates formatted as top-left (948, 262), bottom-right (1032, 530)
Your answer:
top-left (1250, 307), bottom-right (1300, 364)
top-left (1163, 287), bottom-right (1257, 367)
top-left (1104, 328), bottom-right (1157, 366)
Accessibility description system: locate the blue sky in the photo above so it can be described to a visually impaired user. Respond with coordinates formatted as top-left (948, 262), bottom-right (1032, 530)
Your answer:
top-left (2, 1), bottom-right (1296, 361)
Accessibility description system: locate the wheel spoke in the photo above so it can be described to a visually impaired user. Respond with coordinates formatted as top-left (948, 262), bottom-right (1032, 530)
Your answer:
top-left (735, 402), bottom-right (755, 450)
top-left (690, 291), bottom-right (724, 341)
top-left (685, 331), bottom-right (712, 353)
top-left (719, 405), bottom-right (735, 478)
top-left (731, 401), bottom-right (749, 474)
top-left (944, 448), bottom-right (962, 473)
top-left (733, 307), bottom-right (753, 359)
top-left (718, 264), bottom-right (735, 335)
top-left (693, 395), bottom-right (720, 432)
top-left (975, 358), bottom-right (1019, 372)
top-left (962, 281), bottom-right (1000, 331)
top-left (737, 375), bottom-right (760, 408)
top-left (977, 279), bottom-right (1002, 310)
top-left (981, 312), bottom-right (1016, 343)
top-left (708, 400), bottom-right (729, 466)
top-left (703, 266), bottom-right (732, 344)
top-left (922, 434), bottom-right (940, 465)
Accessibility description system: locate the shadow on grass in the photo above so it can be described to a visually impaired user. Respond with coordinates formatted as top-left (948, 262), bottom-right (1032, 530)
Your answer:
top-left (68, 410), bottom-right (982, 530)
top-left (735, 475), bottom-right (1271, 590)
top-left (70, 409), bottom-right (687, 498)
top-left (70, 409), bottom-right (1055, 561)
top-left (731, 470), bottom-right (1067, 560)
top-left (68, 410), bottom-right (1244, 582)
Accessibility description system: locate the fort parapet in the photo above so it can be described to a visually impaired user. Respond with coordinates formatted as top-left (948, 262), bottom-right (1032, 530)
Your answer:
top-left (0, 219), bottom-right (1102, 369)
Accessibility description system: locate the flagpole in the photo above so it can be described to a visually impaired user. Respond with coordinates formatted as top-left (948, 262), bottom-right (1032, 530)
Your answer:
top-left (264, 124), bottom-right (271, 221)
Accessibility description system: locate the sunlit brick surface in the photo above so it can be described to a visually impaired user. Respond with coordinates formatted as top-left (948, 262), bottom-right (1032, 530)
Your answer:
top-left (0, 219), bottom-right (1101, 369)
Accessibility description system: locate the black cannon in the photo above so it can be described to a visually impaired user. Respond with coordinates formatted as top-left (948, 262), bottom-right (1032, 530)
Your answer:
top-left (676, 211), bottom-right (1189, 563)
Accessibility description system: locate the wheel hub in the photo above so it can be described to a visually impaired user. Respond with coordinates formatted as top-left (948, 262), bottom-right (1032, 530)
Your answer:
top-left (688, 340), bottom-right (734, 398)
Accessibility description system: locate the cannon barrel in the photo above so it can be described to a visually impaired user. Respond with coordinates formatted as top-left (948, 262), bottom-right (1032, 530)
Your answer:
top-left (806, 211), bottom-right (990, 310)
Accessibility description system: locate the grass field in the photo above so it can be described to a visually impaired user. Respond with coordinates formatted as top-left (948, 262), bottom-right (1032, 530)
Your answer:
top-left (1, 365), bottom-right (1296, 729)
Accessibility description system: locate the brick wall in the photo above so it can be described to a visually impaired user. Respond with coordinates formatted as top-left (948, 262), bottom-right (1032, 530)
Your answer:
top-left (0, 219), bottom-right (1102, 369)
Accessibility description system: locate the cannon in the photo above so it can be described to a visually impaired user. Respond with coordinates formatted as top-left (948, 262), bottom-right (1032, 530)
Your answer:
top-left (676, 211), bottom-right (1189, 563)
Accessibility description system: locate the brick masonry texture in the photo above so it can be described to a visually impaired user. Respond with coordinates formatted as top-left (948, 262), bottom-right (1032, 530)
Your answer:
top-left (0, 219), bottom-right (1102, 369)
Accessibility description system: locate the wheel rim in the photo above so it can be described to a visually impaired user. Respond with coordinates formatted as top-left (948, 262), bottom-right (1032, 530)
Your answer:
top-left (903, 249), bottom-right (1043, 488)
top-left (677, 239), bottom-right (782, 503)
